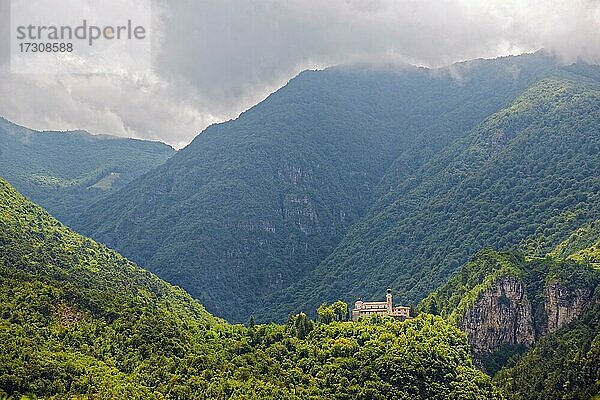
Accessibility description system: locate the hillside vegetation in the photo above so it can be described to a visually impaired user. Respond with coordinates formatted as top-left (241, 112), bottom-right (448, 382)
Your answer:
top-left (74, 53), bottom-right (558, 322)
top-left (417, 222), bottom-right (600, 399)
top-left (493, 225), bottom-right (600, 400)
top-left (0, 178), bottom-right (500, 399)
top-left (0, 117), bottom-right (174, 226)
top-left (268, 64), bottom-right (600, 321)
top-left (550, 219), bottom-right (600, 266)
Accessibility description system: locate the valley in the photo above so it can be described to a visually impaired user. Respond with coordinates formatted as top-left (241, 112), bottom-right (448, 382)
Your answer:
top-left (1, 52), bottom-right (599, 399)
top-left (67, 53), bottom-right (572, 323)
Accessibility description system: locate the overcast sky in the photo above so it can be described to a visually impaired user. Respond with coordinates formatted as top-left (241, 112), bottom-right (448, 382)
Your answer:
top-left (1, 0), bottom-right (599, 148)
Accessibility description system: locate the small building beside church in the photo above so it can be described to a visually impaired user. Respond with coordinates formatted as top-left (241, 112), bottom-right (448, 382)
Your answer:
top-left (351, 289), bottom-right (411, 321)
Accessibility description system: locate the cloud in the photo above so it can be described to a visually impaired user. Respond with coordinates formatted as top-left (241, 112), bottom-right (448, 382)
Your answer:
top-left (0, 72), bottom-right (220, 148)
top-left (0, 0), bottom-right (599, 148)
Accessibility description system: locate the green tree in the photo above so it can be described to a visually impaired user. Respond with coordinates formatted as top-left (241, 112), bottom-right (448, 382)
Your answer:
top-left (331, 300), bottom-right (349, 321)
top-left (317, 303), bottom-right (335, 324)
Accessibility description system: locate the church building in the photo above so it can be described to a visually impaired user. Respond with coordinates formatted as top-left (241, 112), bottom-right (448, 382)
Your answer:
top-left (351, 289), bottom-right (411, 321)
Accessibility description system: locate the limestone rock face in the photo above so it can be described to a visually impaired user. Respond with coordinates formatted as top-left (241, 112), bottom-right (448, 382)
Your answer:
top-left (458, 276), bottom-right (535, 355)
top-left (459, 276), bottom-right (593, 359)
top-left (544, 282), bottom-right (591, 334)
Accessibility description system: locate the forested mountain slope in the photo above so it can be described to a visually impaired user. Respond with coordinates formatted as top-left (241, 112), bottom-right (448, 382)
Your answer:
top-left (0, 117), bottom-right (174, 226)
top-left (0, 177), bottom-right (225, 397)
top-left (265, 63), bottom-right (600, 321)
top-left (74, 53), bottom-right (557, 322)
top-left (549, 219), bottom-right (600, 264)
top-left (0, 178), bottom-right (500, 399)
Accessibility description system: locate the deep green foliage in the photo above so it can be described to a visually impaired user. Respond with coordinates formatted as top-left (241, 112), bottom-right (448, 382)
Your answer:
top-left (253, 313), bottom-right (501, 400)
top-left (317, 301), bottom-right (349, 324)
top-left (550, 219), bottom-right (600, 268)
top-left (480, 344), bottom-right (527, 377)
top-left (0, 178), bottom-right (500, 399)
top-left (270, 63), bottom-right (600, 321)
top-left (286, 312), bottom-right (314, 339)
top-left (74, 53), bottom-right (559, 322)
top-left (0, 117), bottom-right (174, 226)
top-left (0, 178), bottom-right (228, 398)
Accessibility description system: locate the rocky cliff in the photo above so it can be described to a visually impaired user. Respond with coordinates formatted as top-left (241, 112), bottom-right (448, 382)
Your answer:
top-left (458, 275), bottom-right (593, 358)
top-left (543, 282), bottom-right (592, 334)
top-left (419, 246), bottom-right (599, 376)
top-left (458, 276), bottom-right (535, 355)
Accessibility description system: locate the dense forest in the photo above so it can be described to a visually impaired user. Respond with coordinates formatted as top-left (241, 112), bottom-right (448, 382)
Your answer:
top-left (0, 117), bottom-right (174, 226)
top-left (69, 53), bottom-right (559, 322)
top-left (2, 175), bottom-right (598, 399)
top-left (0, 178), bottom-right (500, 399)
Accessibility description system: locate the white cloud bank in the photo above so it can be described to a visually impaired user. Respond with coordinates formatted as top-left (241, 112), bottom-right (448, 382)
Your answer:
top-left (1, 0), bottom-right (599, 148)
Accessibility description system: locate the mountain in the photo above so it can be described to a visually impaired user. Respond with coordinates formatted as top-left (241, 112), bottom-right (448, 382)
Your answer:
top-left (418, 221), bottom-right (600, 399)
top-left (0, 117), bottom-right (174, 226)
top-left (73, 52), bottom-right (558, 322)
top-left (265, 62), bottom-right (600, 321)
top-left (0, 177), bottom-right (499, 399)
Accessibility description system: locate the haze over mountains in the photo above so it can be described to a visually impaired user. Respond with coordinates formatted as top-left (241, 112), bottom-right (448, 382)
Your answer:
top-left (0, 118), bottom-right (174, 226)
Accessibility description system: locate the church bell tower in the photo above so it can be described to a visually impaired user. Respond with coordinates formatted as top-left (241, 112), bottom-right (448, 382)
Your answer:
top-left (386, 288), bottom-right (392, 314)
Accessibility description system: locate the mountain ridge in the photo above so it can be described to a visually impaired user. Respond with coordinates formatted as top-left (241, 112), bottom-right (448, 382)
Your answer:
top-left (0, 117), bottom-right (175, 227)
top-left (72, 53), bottom-right (561, 322)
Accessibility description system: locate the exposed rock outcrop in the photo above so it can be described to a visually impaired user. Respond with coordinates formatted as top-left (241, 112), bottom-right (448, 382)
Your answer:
top-left (458, 276), bottom-right (535, 355)
top-left (544, 282), bottom-right (592, 334)
top-left (459, 276), bottom-right (592, 361)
